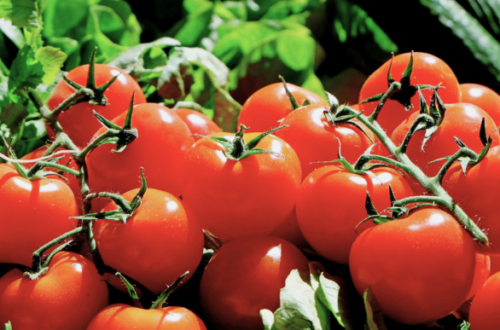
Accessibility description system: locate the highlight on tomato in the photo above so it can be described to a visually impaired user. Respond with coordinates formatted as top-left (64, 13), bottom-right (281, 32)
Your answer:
top-left (173, 108), bottom-right (221, 140)
top-left (460, 83), bottom-right (500, 125)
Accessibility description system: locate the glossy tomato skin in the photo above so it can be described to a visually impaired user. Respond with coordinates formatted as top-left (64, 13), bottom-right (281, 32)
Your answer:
top-left (47, 64), bottom-right (147, 148)
top-left (87, 103), bottom-right (194, 212)
top-left (0, 164), bottom-right (78, 267)
top-left (182, 132), bottom-right (301, 240)
top-left (443, 145), bottom-right (500, 254)
top-left (391, 103), bottom-right (500, 177)
top-left (21, 146), bottom-right (82, 214)
top-left (350, 208), bottom-right (476, 324)
top-left (470, 272), bottom-right (500, 330)
top-left (199, 237), bottom-right (309, 330)
top-left (297, 165), bottom-right (413, 264)
top-left (173, 108), bottom-right (221, 141)
top-left (359, 52), bottom-right (461, 135)
top-left (94, 188), bottom-right (204, 294)
top-left (460, 83), bottom-right (500, 125)
top-left (237, 82), bottom-right (329, 133)
top-left (87, 305), bottom-right (207, 330)
top-left (0, 252), bottom-right (108, 330)
top-left (467, 254), bottom-right (490, 301)
top-left (275, 104), bottom-right (379, 180)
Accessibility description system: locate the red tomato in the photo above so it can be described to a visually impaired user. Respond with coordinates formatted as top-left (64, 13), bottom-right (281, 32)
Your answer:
top-left (470, 272), bottom-right (500, 330)
top-left (391, 103), bottom-right (500, 177)
top-left (0, 252), bottom-right (108, 330)
top-left (87, 305), bottom-right (207, 330)
top-left (182, 132), bottom-right (301, 240)
top-left (237, 82), bottom-right (329, 133)
top-left (87, 103), bottom-right (194, 212)
top-left (0, 164), bottom-right (78, 267)
top-left (467, 254), bottom-right (490, 301)
top-left (490, 255), bottom-right (500, 275)
top-left (460, 83), bottom-right (500, 125)
top-left (173, 108), bottom-right (221, 140)
top-left (275, 104), bottom-right (379, 179)
top-left (359, 52), bottom-right (461, 135)
top-left (350, 208), bottom-right (476, 324)
top-left (297, 165), bottom-right (413, 264)
top-left (47, 64), bottom-right (147, 148)
top-left (94, 188), bottom-right (204, 294)
top-left (21, 146), bottom-right (82, 214)
top-left (443, 146), bottom-right (500, 254)
top-left (199, 237), bottom-right (309, 330)
top-left (269, 207), bottom-right (308, 248)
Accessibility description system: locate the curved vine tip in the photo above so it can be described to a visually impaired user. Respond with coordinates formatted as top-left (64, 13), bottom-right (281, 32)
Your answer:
top-left (279, 75), bottom-right (299, 110)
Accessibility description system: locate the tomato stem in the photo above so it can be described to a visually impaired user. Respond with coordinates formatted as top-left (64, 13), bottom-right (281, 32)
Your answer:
top-left (279, 75), bottom-right (299, 110)
top-left (367, 81), bottom-right (401, 123)
top-left (150, 271), bottom-right (189, 309)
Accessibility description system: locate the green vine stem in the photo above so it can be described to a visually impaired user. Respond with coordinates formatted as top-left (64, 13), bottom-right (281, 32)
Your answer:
top-left (340, 104), bottom-right (489, 245)
top-left (150, 272), bottom-right (189, 309)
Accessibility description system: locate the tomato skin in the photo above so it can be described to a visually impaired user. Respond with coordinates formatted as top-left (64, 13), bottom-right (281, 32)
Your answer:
top-left (0, 164), bottom-right (78, 267)
top-left (470, 272), bottom-right (500, 330)
top-left (443, 145), bottom-right (500, 254)
top-left (466, 254), bottom-right (490, 301)
top-left (391, 103), bottom-right (500, 177)
top-left (173, 108), bottom-right (221, 140)
top-left (359, 52), bottom-right (461, 135)
top-left (297, 165), bottom-right (413, 264)
top-left (275, 104), bottom-right (379, 180)
top-left (87, 103), bottom-right (194, 212)
top-left (87, 305), bottom-right (207, 330)
top-left (182, 132), bottom-right (301, 240)
top-left (237, 82), bottom-right (329, 133)
top-left (0, 252), bottom-right (108, 330)
top-left (199, 237), bottom-right (309, 330)
top-left (47, 64), bottom-right (147, 148)
top-left (350, 208), bottom-right (476, 324)
top-left (460, 83), bottom-right (500, 125)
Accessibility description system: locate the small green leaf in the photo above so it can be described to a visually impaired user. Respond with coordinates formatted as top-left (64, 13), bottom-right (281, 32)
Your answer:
top-left (115, 272), bottom-right (140, 300)
top-left (35, 46), bottom-right (67, 85)
top-left (4, 321), bottom-right (12, 330)
top-left (0, 0), bottom-right (40, 27)
top-left (459, 321), bottom-right (470, 330)
top-left (157, 48), bottom-right (193, 101)
top-left (364, 287), bottom-right (388, 330)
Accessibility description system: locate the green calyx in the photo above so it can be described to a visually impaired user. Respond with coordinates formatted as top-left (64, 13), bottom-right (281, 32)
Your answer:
top-left (196, 124), bottom-right (286, 161)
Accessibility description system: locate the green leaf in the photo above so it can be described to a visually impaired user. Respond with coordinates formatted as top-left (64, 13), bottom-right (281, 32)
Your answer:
top-left (0, 18), bottom-right (24, 48)
top-left (42, 0), bottom-right (90, 37)
top-left (364, 287), bottom-right (388, 330)
top-left (35, 46), bottom-right (67, 84)
top-left (316, 270), bottom-right (353, 329)
top-left (168, 0), bottom-right (214, 48)
top-left (0, 0), bottom-right (40, 27)
top-left (4, 321), bottom-right (12, 330)
top-left (421, 0), bottom-right (500, 81)
top-left (157, 48), bottom-right (193, 101)
top-left (459, 321), bottom-right (470, 330)
top-left (261, 309), bottom-right (276, 330)
top-left (301, 72), bottom-right (326, 100)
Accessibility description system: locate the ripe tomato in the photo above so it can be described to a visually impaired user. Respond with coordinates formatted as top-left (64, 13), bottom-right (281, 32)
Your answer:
top-left (199, 237), bottom-right (309, 330)
top-left (467, 254), bottom-right (490, 301)
top-left (297, 165), bottom-right (413, 264)
top-left (173, 108), bottom-right (221, 140)
top-left (87, 103), bottom-right (194, 212)
top-left (359, 52), bottom-right (461, 135)
top-left (0, 252), bottom-right (108, 330)
top-left (443, 145), bottom-right (500, 254)
top-left (94, 188), bottom-right (204, 294)
top-left (460, 83), bottom-right (500, 125)
top-left (275, 104), bottom-right (379, 179)
top-left (0, 164), bottom-right (78, 267)
top-left (21, 146), bottom-right (82, 214)
top-left (87, 305), bottom-right (207, 330)
top-left (470, 272), bottom-right (500, 330)
top-left (391, 103), bottom-right (500, 177)
top-left (182, 132), bottom-right (301, 240)
top-left (237, 82), bottom-right (329, 133)
top-left (47, 64), bottom-right (147, 148)
top-left (350, 208), bottom-right (476, 324)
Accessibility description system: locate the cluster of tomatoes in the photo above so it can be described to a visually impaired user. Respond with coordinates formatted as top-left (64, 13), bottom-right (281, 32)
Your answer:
top-left (1, 50), bottom-right (500, 330)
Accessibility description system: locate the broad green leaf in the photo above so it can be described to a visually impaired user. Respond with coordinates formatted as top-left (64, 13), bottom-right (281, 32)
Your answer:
top-left (35, 46), bottom-right (67, 84)
top-left (46, 37), bottom-right (79, 57)
top-left (0, 18), bottom-right (24, 48)
top-left (364, 287), bottom-right (388, 330)
top-left (223, 1), bottom-right (247, 20)
top-left (157, 48), bottom-right (193, 100)
top-left (42, 0), bottom-right (90, 37)
top-left (168, 1), bottom-right (214, 47)
top-left (91, 5), bottom-right (124, 34)
top-left (0, 0), bottom-right (40, 28)
top-left (276, 31), bottom-right (314, 71)
top-left (301, 72), bottom-right (326, 100)
top-left (421, 0), bottom-right (500, 81)
top-left (317, 271), bottom-right (353, 329)
top-left (97, 0), bottom-right (141, 46)
top-left (180, 47), bottom-right (229, 88)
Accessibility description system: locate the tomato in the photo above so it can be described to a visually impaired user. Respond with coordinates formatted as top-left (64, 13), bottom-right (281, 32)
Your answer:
top-left (269, 207), bottom-right (308, 248)
top-left (182, 132), bottom-right (301, 240)
top-left (350, 208), bottom-right (476, 324)
top-left (199, 237), bottom-right (309, 330)
top-left (274, 104), bottom-right (379, 179)
top-left (467, 254), bottom-right (490, 301)
top-left (87, 305), bottom-right (206, 330)
top-left (0, 164), bottom-right (78, 267)
top-left (297, 165), bottom-right (413, 264)
top-left (490, 255), bottom-right (500, 275)
top-left (21, 145), bottom-right (82, 214)
top-left (391, 103), bottom-right (500, 177)
top-left (173, 108), bottom-right (221, 140)
top-left (460, 83), bottom-right (500, 125)
top-left (359, 52), bottom-right (461, 135)
top-left (470, 272), bottom-right (500, 330)
top-left (443, 145), bottom-right (500, 254)
top-left (47, 64), bottom-right (146, 148)
top-left (94, 188), bottom-right (204, 294)
top-left (237, 82), bottom-right (329, 133)
top-left (87, 103), bottom-right (194, 212)
top-left (0, 252), bottom-right (108, 330)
